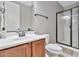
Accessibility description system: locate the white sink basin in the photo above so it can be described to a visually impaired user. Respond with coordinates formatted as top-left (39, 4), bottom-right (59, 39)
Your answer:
top-left (0, 34), bottom-right (45, 50)
top-left (11, 36), bottom-right (32, 41)
top-left (0, 36), bottom-right (31, 47)
top-left (0, 36), bottom-right (18, 44)
top-left (0, 34), bottom-right (41, 43)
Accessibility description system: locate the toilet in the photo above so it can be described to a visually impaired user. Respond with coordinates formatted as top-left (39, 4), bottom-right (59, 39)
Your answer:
top-left (42, 34), bottom-right (62, 57)
top-left (45, 43), bottom-right (62, 57)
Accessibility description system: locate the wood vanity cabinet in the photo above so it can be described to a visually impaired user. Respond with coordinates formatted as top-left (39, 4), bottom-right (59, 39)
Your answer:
top-left (32, 39), bottom-right (45, 57)
top-left (0, 39), bottom-right (45, 57)
top-left (0, 43), bottom-right (31, 57)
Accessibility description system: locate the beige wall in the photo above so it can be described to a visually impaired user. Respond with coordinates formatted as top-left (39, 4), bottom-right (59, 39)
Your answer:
top-left (32, 1), bottom-right (63, 43)
top-left (20, 5), bottom-right (32, 30)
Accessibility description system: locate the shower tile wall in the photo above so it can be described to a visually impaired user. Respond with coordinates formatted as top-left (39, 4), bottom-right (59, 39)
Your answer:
top-left (57, 10), bottom-right (71, 45)
top-left (63, 11), bottom-right (71, 45)
top-left (58, 13), bottom-right (64, 42)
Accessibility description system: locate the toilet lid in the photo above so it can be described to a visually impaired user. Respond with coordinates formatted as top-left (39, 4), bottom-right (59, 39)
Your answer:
top-left (46, 44), bottom-right (62, 52)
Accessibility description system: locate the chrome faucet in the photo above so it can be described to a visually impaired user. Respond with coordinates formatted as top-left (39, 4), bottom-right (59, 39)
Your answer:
top-left (17, 28), bottom-right (25, 37)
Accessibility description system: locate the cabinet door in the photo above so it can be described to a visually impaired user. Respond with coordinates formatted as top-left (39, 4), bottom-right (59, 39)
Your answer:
top-left (0, 43), bottom-right (31, 57)
top-left (25, 43), bottom-right (31, 57)
top-left (32, 39), bottom-right (45, 57)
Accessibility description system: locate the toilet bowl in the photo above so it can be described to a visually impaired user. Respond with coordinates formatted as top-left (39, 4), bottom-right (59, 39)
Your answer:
top-left (45, 44), bottom-right (62, 57)
top-left (41, 34), bottom-right (62, 57)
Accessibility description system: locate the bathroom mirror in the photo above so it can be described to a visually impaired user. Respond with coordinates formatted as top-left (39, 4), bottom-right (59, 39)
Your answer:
top-left (0, 1), bottom-right (33, 31)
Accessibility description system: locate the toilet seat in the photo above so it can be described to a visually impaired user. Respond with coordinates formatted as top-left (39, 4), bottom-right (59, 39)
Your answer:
top-left (45, 44), bottom-right (62, 54)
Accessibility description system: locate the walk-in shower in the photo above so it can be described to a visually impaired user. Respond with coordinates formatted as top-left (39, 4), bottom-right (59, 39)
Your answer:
top-left (56, 6), bottom-right (79, 49)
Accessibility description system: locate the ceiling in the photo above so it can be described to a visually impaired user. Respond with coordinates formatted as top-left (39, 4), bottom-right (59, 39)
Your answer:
top-left (17, 1), bottom-right (33, 7)
top-left (16, 1), bottom-right (78, 7)
top-left (58, 1), bottom-right (78, 7)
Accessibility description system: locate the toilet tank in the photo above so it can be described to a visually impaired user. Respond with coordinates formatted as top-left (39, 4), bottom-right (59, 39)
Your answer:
top-left (42, 34), bottom-right (50, 44)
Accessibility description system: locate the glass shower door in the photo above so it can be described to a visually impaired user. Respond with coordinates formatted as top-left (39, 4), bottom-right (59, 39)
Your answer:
top-left (57, 10), bottom-right (71, 45)
top-left (72, 8), bottom-right (79, 48)
top-left (57, 6), bottom-right (79, 49)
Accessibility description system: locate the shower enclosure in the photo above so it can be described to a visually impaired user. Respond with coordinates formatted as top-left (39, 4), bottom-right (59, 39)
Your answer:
top-left (56, 6), bottom-right (79, 49)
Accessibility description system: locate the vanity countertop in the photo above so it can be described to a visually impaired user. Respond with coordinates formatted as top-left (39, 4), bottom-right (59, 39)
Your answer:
top-left (0, 34), bottom-right (45, 50)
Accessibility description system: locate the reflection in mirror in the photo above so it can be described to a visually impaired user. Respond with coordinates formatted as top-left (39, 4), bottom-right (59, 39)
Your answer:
top-left (0, 1), bottom-right (33, 32)
top-left (0, 1), bottom-right (5, 31)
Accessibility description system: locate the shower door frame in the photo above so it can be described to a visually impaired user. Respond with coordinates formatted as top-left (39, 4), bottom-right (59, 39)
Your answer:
top-left (56, 6), bottom-right (79, 49)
